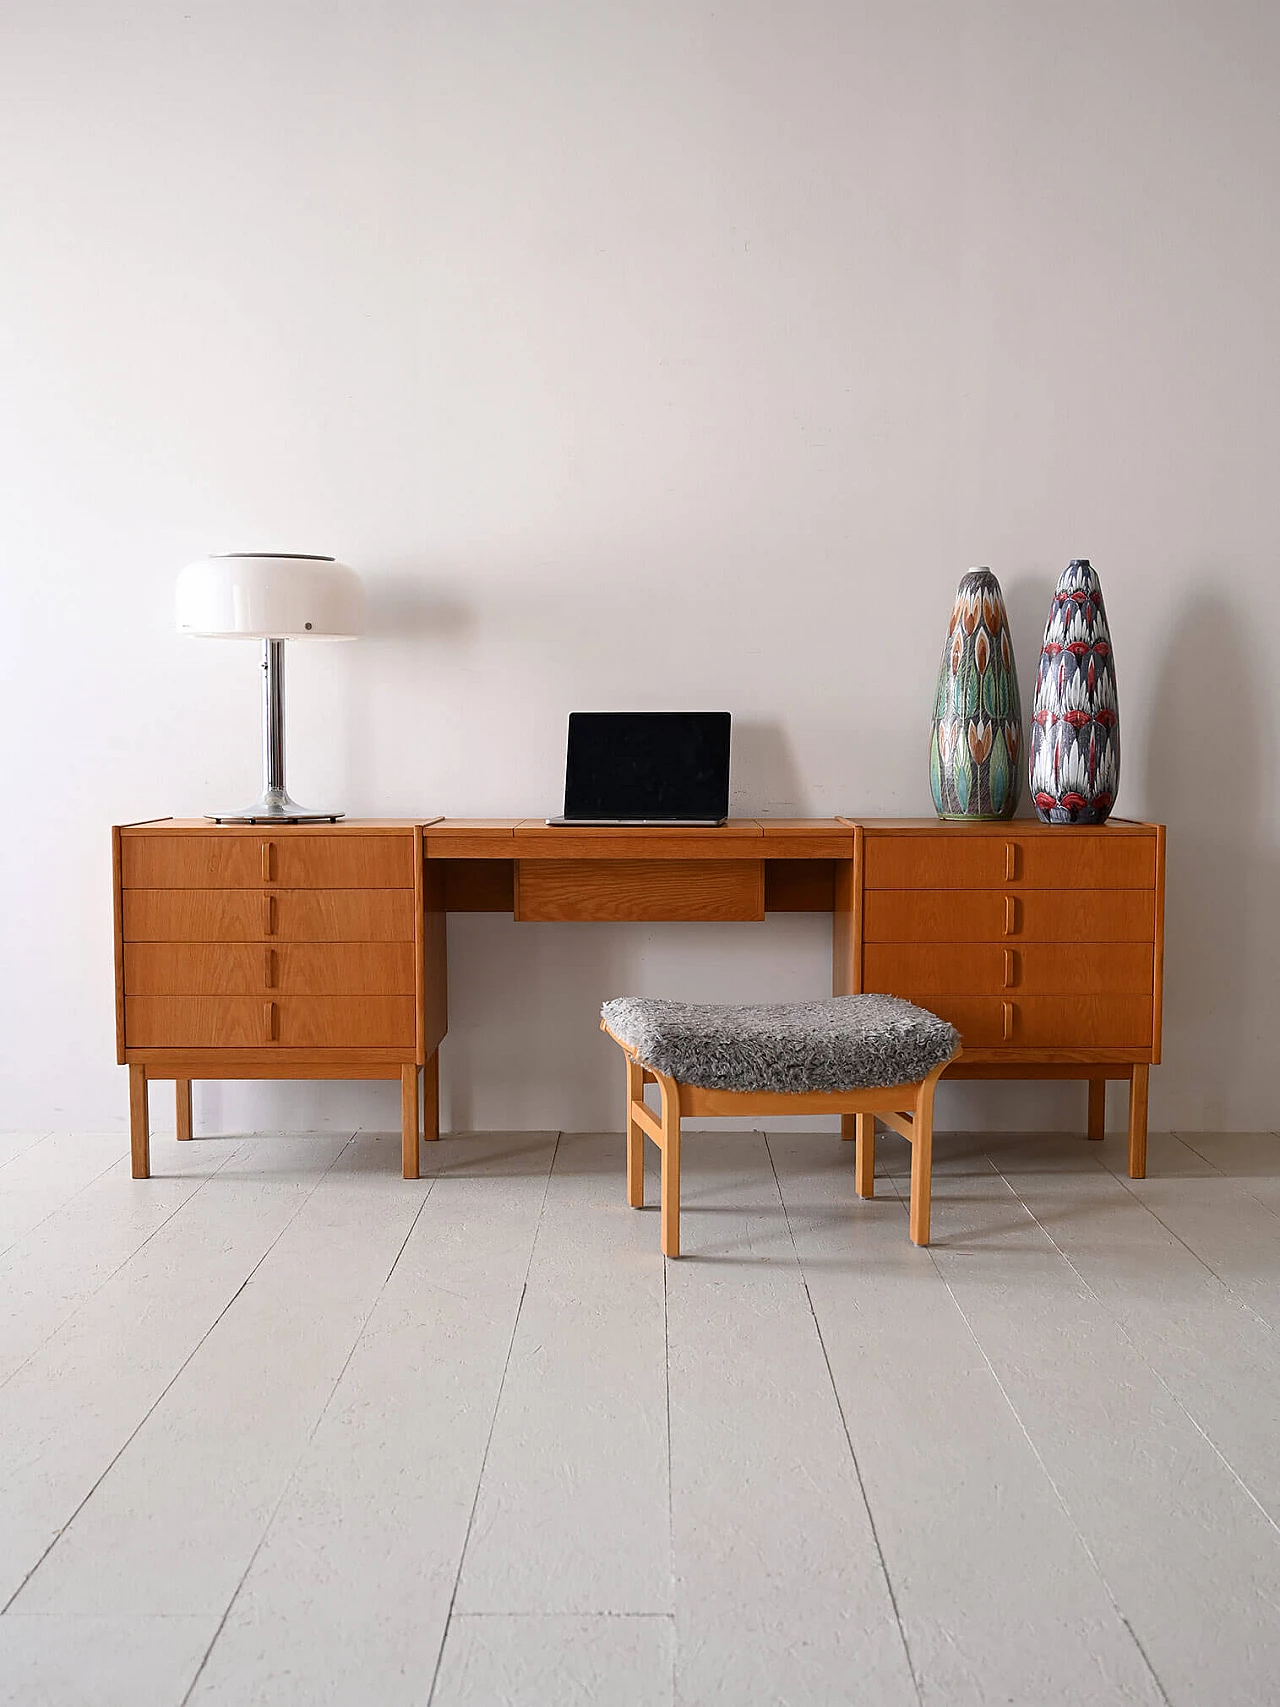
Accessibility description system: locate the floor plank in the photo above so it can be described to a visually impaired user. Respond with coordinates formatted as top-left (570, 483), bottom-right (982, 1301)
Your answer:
top-left (0, 1614), bottom-right (219, 1707)
top-left (454, 1133), bottom-right (670, 1617)
top-left (991, 1132), bottom-right (1280, 1531)
top-left (0, 1137), bottom-right (245, 1387)
top-left (769, 1130), bottom-right (1164, 1707)
top-left (185, 1134), bottom-right (557, 1707)
top-left (1092, 1130), bottom-right (1280, 1333)
top-left (0, 1133), bottom-right (52, 1172)
top-left (0, 1132), bottom-right (127, 1256)
top-left (432, 1615), bottom-right (673, 1707)
top-left (0, 1134), bottom-right (348, 1610)
top-left (1170, 1130), bottom-right (1280, 1217)
top-left (13, 1133), bottom-right (424, 1619)
top-left (666, 1131), bottom-right (917, 1707)
top-left (884, 1135), bottom-right (1280, 1707)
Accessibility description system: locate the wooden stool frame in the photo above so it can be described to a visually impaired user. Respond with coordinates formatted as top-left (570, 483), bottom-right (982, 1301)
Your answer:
top-left (603, 1023), bottom-right (958, 1257)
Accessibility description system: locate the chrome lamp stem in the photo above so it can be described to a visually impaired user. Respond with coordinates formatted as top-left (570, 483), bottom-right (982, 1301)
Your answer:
top-left (207, 639), bottom-right (343, 824)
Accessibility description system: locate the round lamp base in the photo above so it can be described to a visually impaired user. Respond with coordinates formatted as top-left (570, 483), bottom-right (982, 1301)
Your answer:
top-left (206, 787), bottom-right (344, 825)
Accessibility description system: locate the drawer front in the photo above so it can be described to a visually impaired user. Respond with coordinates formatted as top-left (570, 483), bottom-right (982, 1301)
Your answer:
top-left (864, 888), bottom-right (1156, 944)
top-left (884, 994), bottom-right (1154, 1050)
top-left (515, 859), bottom-right (765, 922)
top-left (864, 942), bottom-right (1154, 997)
top-left (121, 889), bottom-right (415, 943)
top-left (121, 834), bottom-right (413, 889)
top-left (124, 942), bottom-right (415, 996)
top-left (863, 834), bottom-right (1156, 891)
top-left (125, 995), bottom-right (415, 1048)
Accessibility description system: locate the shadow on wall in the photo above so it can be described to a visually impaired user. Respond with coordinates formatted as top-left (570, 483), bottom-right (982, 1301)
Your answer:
top-left (1145, 587), bottom-right (1277, 1128)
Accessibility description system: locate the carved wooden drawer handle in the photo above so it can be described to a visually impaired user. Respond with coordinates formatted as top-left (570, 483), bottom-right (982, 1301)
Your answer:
top-left (264, 948), bottom-right (277, 989)
top-left (1002, 1001), bottom-right (1015, 1041)
top-left (1003, 949), bottom-right (1016, 989)
top-left (1003, 895), bottom-right (1017, 936)
top-left (1004, 842), bottom-right (1018, 881)
top-left (263, 895), bottom-right (276, 936)
top-left (261, 841), bottom-right (275, 882)
top-left (264, 1000), bottom-right (278, 1042)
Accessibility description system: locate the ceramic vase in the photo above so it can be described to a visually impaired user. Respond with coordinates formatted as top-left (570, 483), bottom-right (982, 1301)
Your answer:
top-left (1029, 559), bottom-right (1119, 824)
top-left (929, 568), bottom-right (1022, 821)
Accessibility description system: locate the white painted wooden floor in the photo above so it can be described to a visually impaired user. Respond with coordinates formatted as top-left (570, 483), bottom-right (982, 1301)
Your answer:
top-left (2, 1121), bottom-right (1279, 1706)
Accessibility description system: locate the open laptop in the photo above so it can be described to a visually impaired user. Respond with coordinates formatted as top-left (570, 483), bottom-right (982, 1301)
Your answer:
top-left (546, 711), bottom-right (731, 826)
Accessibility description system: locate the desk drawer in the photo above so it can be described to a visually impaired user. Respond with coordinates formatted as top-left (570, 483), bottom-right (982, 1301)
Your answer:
top-left (864, 889), bottom-right (1157, 944)
top-left (124, 994), bottom-right (415, 1048)
top-left (515, 859), bottom-right (765, 922)
top-left (121, 833), bottom-right (413, 889)
top-left (124, 942), bottom-right (415, 995)
top-left (890, 994), bottom-right (1154, 1050)
top-left (864, 942), bottom-right (1154, 997)
top-left (864, 834), bottom-right (1155, 891)
top-left (122, 889), bottom-right (415, 943)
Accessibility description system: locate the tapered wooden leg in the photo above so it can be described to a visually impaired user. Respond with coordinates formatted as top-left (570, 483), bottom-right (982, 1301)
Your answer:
top-left (176, 1080), bottom-right (194, 1141)
top-left (626, 1055), bottom-right (645, 1208)
top-left (908, 1076), bottom-right (939, 1247)
top-left (658, 1075), bottom-right (681, 1258)
top-left (401, 1064), bottom-right (420, 1180)
top-left (129, 1064), bottom-right (150, 1179)
top-left (841, 1113), bottom-right (857, 1142)
top-left (855, 1112), bottom-right (876, 1198)
top-left (422, 1051), bottom-right (440, 1142)
top-left (1087, 1078), bottom-right (1106, 1141)
top-left (1128, 1063), bottom-right (1149, 1178)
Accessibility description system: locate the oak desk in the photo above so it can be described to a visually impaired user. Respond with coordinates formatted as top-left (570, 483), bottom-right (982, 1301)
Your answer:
top-left (115, 817), bottom-right (1163, 1181)
top-left (423, 817), bottom-right (1164, 1177)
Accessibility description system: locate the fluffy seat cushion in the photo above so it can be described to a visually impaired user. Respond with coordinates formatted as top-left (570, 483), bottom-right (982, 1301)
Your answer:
top-left (601, 994), bottom-right (958, 1094)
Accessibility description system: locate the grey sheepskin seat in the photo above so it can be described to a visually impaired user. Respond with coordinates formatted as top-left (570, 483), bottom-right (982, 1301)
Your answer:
top-left (600, 994), bottom-right (959, 1095)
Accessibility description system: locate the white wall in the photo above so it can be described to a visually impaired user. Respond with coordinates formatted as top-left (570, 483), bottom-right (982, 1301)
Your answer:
top-left (2, 1), bottom-right (1277, 1137)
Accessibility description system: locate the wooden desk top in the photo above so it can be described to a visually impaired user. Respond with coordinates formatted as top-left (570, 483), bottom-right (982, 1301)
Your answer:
top-left (422, 819), bottom-right (855, 859)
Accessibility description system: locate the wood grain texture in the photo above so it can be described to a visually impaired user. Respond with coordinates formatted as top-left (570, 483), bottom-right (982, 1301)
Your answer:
top-left (510, 821), bottom-right (764, 861)
top-left (1129, 1062), bottom-right (1150, 1178)
top-left (401, 1064), bottom-right (419, 1180)
top-left (1088, 1078), bottom-right (1107, 1140)
top-left (863, 887), bottom-right (1156, 944)
top-left (439, 859), bottom-right (515, 912)
top-left (862, 831), bottom-right (1157, 891)
top-left (124, 996), bottom-right (415, 1050)
top-left (122, 1050), bottom-right (408, 1077)
top-left (1152, 825), bottom-right (1166, 1064)
top-left (128, 1065), bottom-right (149, 1179)
top-left (122, 889), bottom-right (416, 943)
top-left (514, 859), bottom-right (765, 922)
top-left (421, 855), bottom-right (448, 1058)
top-left (175, 1081), bottom-right (193, 1141)
top-left (123, 942), bottom-right (416, 995)
top-left (112, 827), bottom-right (126, 1064)
top-left (863, 941), bottom-right (1154, 996)
top-left (831, 832), bottom-right (862, 996)
top-left (121, 832), bottom-right (414, 890)
top-left (906, 994), bottom-right (1154, 1050)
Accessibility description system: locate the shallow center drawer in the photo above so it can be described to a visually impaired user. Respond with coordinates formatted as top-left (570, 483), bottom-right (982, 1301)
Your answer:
top-left (515, 859), bottom-right (765, 922)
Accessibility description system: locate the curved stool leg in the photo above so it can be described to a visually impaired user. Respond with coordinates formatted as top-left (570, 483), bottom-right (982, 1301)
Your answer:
top-left (909, 1066), bottom-right (946, 1247)
top-left (625, 1055), bottom-right (645, 1209)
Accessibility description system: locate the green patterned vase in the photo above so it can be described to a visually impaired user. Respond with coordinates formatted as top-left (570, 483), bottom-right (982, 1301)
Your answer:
top-left (929, 567), bottom-right (1022, 820)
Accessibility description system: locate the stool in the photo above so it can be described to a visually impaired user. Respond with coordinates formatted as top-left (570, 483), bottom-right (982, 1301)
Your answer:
top-left (601, 994), bottom-right (959, 1256)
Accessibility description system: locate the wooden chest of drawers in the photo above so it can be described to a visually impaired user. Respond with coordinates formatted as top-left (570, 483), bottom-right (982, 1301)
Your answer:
top-left (113, 820), bottom-right (447, 1181)
top-left (836, 819), bottom-right (1165, 1175)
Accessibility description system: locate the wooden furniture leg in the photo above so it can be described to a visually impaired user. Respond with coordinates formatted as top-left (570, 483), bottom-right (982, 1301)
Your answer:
top-left (626, 1055), bottom-right (645, 1208)
top-left (176, 1080), bottom-right (194, 1141)
top-left (129, 1064), bottom-right (150, 1179)
top-left (908, 1068), bottom-right (941, 1247)
top-left (1087, 1078), bottom-right (1106, 1141)
top-left (855, 1112), bottom-right (876, 1198)
top-left (422, 1050), bottom-right (440, 1142)
top-left (657, 1072), bottom-right (681, 1259)
top-left (841, 1113), bottom-right (856, 1142)
top-left (401, 1063), bottom-right (420, 1180)
top-left (1128, 1062), bottom-right (1149, 1179)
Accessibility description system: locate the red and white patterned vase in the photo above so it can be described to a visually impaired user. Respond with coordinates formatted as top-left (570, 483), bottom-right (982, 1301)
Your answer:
top-left (1029, 559), bottom-right (1120, 824)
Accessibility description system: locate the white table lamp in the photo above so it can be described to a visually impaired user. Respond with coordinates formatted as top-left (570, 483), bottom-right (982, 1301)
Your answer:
top-left (175, 553), bottom-right (364, 823)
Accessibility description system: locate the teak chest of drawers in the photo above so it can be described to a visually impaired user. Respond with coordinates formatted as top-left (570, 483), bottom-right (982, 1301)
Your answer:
top-left (114, 815), bottom-right (1163, 1182)
top-left (835, 818), bottom-right (1164, 1174)
top-left (113, 820), bottom-right (446, 1180)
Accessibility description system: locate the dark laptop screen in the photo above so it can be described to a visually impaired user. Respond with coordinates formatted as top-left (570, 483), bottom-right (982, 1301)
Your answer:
top-left (562, 711), bottom-right (731, 821)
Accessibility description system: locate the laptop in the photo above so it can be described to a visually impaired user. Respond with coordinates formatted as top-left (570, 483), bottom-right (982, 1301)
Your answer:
top-left (547, 711), bottom-right (731, 826)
